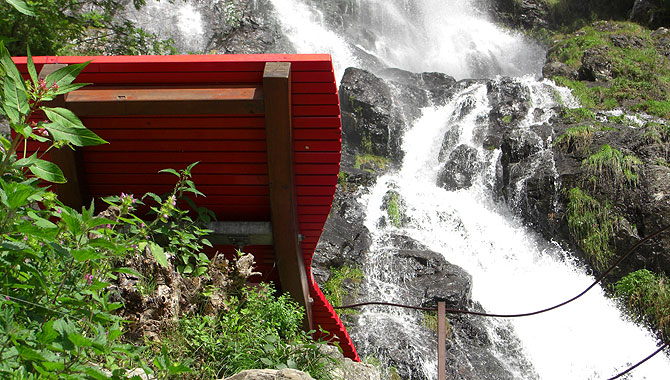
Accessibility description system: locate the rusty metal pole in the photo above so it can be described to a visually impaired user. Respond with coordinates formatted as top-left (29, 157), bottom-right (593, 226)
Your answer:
top-left (438, 301), bottom-right (446, 380)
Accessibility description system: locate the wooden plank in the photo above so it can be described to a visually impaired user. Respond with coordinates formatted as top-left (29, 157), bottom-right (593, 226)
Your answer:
top-left (89, 184), bottom-right (270, 196)
top-left (292, 94), bottom-right (339, 105)
top-left (438, 301), bottom-right (446, 380)
top-left (83, 151), bottom-right (268, 163)
top-left (293, 116), bottom-right (341, 128)
top-left (295, 186), bottom-right (337, 196)
top-left (95, 128), bottom-right (266, 140)
top-left (294, 129), bottom-right (341, 140)
top-left (294, 141), bottom-right (341, 152)
top-left (86, 162), bottom-right (268, 174)
top-left (81, 116), bottom-right (266, 129)
top-left (66, 86), bottom-right (264, 116)
top-left (85, 140), bottom-right (268, 152)
top-left (292, 82), bottom-right (337, 94)
top-left (296, 175), bottom-right (337, 186)
top-left (264, 61), bottom-right (312, 331)
top-left (294, 152), bottom-right (341, 163)
top-left (85, 173), bottom-right (269, 185)
top-left (292, 105), bottom-right (341, 117)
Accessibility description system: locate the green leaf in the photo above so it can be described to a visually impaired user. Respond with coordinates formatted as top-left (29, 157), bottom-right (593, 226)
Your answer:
top-left (3, 75), bottom-right (28, 124)
top-left (17, 346), bottom-right (46, 362)
top-left (44, 62), bottom-right (90, 90)
top-left (158, 168), bottom-right (180, 177)
top-left (40, 361), bottom-right (65, 371)
top-left (42, 107), bottom-right (107, 146)
top-left (26, 46), bottom-right (37, 85)
top-left (68, 332), bottom-right (93, 347)
top-left (84, 367), bottom-right (109, 380)
top-left (88, 238), bottom-right (116, 249)
top-left (260, 357), bottom-right (273, 366)
top-left (113, 267), bottom-right (144, 278)
top-left (71, 248), bottom-right (103, 262)
top-left (29, 159), bottom-right (66, 183)
top-left (168, 363), bottom-right (191, 375)
top-left (0, 41), bottom-right (24, 84)
top-left (51, 82), bottom-right (89, 96)
top-left (5, 0), bottom-right (35, 16)
top-left (148, 241), bottom-right (168, 268)
top-left (87, 217), bottom-right (115, 229)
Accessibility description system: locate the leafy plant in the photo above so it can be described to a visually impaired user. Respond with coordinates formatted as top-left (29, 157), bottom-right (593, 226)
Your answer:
top-left (566, 187), bottom-right (617, 268)
top-left (322, 265), bottom-right (364, 311)
top-left (581, 144), bottom-right (642, 189)
top-left (159, 283), bottom-right (335, 379)
top-left (553, 125), bottom-right (594, 154)
top-left (615, 269), bottom-right (670, 340)
top-left (386, 192), bottom-right (402, 228)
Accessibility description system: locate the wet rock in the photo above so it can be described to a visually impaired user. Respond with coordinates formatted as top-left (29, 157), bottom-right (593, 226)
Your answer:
top-left (487, 77), bottom-right (532, 129)
top-left (224, 369), bottom-right (314, 380)
top-left (630, 0), bottom-right (670, 29)
top-left (438, 145), bottom-right (481, 191)
top-left (542, 61), bottom-right (579, 80)
top-left (579, 46), bottom-right (613, 82)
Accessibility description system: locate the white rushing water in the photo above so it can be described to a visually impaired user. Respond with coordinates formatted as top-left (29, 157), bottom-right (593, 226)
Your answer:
top-left (268, 0), bottom-right (670, 379)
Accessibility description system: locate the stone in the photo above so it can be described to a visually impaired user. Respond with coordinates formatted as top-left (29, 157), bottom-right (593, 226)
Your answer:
top-left (579, 46), bottom-right (613, 82)
top-left (223, 369), bottom-right (314, 380)
top-left (542, 61), bottom-right (579, 80)
top-left (437, 144), bottom-right (481, 191)
top-left (630, 0), bottom-right (670, 29)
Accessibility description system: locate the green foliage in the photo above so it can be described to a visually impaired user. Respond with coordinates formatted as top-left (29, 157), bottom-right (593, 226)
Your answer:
top-left (582, 144), bottom-right (642, 189)
top-left (501, 115), bottom-right (512, 124)
top-left (548, 22), bottom-right (670, 120)
top-left (0, 0), bottom-right (175, 56)
top-left (322, 265), bottom-right (363, 311)
top-left (361, 132), bottom-right (372, 155)
top-left (566, 187), bottom-right (617, 268)
top-left (386, 192), bottom-right (402, 228)
top-left (422, 311), bottom-right (451, 339)
top-left (561, 107), bottom-right (596, 123)
top-left (337, 171), bottom-right (350, 191)
top-left (159, 283), bottom-right (335, 379)
top-left (615, 269), bottom-right (670, 340)
top-left (354, 154), bottom-right (388, 172)
top-left (553, 125), bottom-right (594, 153)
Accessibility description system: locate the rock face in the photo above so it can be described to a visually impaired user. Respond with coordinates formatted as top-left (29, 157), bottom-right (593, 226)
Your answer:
top-left (630, 0), bottom-right (670, 29)
top-left (224, 369), bottom-right (315, 380)
top-left (339, 67), bottom-right (457, 164)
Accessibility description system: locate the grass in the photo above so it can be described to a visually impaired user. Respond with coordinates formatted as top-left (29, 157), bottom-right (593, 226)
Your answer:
top-left (322, 265), bottom-right (364, 313)
top-left (561, 107), bottom-right (596, 123)
top-left (354, 154), bottom-right (389, 172)
top-left (386, 192), bottom-right (402, 228)
top-left (548, 22), bottom-right (670, 120)
top-left (566, 187), bottom-right (617, 269)
top-left (581, 144), bottom-right (642, 189)
top-left (554, 125), bottom-right (595, 153)
top-left (615, 269), bottom-right (670, 340)
top-left (422, 310), bottom-right (452, 340)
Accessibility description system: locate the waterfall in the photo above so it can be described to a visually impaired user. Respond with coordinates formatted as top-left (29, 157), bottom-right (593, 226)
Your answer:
top-left (267, 0), bottom-right (670, 379)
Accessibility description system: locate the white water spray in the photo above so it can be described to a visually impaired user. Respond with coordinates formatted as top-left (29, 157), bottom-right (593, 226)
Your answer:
top-left (266, 1), bottom-right (670, 378)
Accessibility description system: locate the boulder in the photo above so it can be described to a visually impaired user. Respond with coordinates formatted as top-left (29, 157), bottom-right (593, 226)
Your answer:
top-left (224, 369), bottom-right (314, 380)
top-left (437, 144), bottom-right (481, 191)
top-left (579, 46), bottom-right (613, 81)
top-left (630, 0), bottom-right (670, 29)
top-left (542, 61), bottom-right (579, 80)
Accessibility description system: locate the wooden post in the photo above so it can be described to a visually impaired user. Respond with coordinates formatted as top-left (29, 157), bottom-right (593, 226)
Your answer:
top-left (39, 64), bottom-right (88, 210)
top-left (438, 301), bottom-right (446, 380)
top-left (263, 62), bottom-right (313, 331)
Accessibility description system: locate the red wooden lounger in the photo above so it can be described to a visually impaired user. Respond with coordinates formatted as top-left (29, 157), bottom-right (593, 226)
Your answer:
top-left (12, 54), bottom-right (359, 361)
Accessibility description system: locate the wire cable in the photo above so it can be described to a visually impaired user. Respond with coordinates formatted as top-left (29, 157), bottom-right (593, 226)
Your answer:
top-left (606, 343), bottom-right (669, 380)
top-left (335, 224), bottom-right (670, 319)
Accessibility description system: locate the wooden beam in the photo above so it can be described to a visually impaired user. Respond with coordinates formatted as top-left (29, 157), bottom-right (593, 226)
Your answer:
top-left (39, 64), bottom-right (88, 210)
top-left (206, 221), bottom-right (273, 247)
top-left (64, 85), bottom-right (264, 116)
top-left (438, 301), bottom-right (446, 380)
top-left (264, 62), bottom-right (313, 330)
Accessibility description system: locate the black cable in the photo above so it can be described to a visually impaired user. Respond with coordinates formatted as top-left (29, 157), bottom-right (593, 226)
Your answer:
top-left (335, 224), bottom-right (670, 319)
top-left (606, 343), bottom-right (669, 380)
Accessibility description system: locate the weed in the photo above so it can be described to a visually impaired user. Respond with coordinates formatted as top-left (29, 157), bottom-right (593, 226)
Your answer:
top-left (561, 107), bottom-right (596, 123)
top-left (354, 154), bottom-right (388, 172)
top-left (502, 115), bottom-right (512, 124)
top-left (337, 171), bottom-right (350, 190)
top-left (422, 310), bottom-right (452, 339)
top-left (615, 269), bottom-right (670, 340)
top-left (386, 192), bottom-right (402, 228)
top-left (322, 265), bottom-right (364, 313)
top-left (361, 131), bottom-right (373, 154)
top-left (582, 144), bottom-right (642, 189)
top-left (553, 125), bottom-right (594, 153)
top-left (566, 187), bottom-right (617, 268)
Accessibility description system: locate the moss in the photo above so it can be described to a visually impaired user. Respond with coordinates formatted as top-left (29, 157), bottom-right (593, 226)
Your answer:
top-left (337, 171), bottom-right (350, 191)
top-left (561, 107), bottom-right (596, 123)
top-left (566, 187), bottom-right (617, 269)
top-left (386, 192), bottom-right (402, 228)
top-left (553, 125), bottom-right (594, 153)
top-left (615, 269), bottom-right (670, 340)
top-left (361, 131), bottom-right (373, 154)
top-left (354, 154), bottom-right (388, 172)
top-left (549, 22), bottom-right (670, 120)
top-left (502, 115), bottom-right (512, 124)
top-left (422, 310), bottom-right (452, 339)
top-left (582, 144), bottom-right (642, 189)
top-left (322, 265), bottom-right (364, 314)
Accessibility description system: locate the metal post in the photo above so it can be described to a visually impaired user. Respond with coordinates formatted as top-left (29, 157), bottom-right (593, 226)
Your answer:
top-left (438, 301), bottom-right (446, 380)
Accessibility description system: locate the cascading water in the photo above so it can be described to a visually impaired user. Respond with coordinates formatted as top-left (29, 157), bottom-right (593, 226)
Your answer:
top-left (130, 0), bottom-right (670, 377)
top-left (268, 0), bottom-right (670, 378)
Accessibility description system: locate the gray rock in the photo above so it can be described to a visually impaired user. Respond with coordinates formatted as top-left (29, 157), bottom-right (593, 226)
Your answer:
top-left (542, 61), bottom-right (578, 80)
top-left (579, 46), bottom-right (613, 82)
top-left (630, 0), bottom-right (670, 29)
top-left (223, 369), bottom-right (314, 380)
top-left (438, 145), bottom-right (481, 191)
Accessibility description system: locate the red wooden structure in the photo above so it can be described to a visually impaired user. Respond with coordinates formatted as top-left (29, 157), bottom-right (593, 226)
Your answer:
top-left (12, 54), bottom-right (359, 361)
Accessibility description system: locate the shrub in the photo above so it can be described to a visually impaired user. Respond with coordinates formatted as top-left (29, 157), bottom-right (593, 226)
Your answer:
top-left (615, 269), bottom-right (670, 340)
top-left (566, 187), bottom-right (617, 268)
top-left (581, 144), bottom-right (642, 189)
top-left (553, 125), bottom-right (594, 153)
